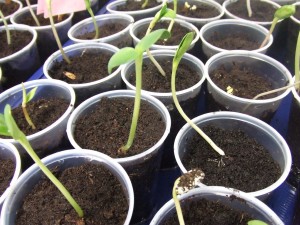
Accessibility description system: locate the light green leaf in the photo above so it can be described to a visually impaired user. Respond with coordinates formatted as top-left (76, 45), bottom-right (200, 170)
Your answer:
top-left (0, 113), bottom-right (10, 136)
top-left (248, 220), bottom-right (268, 225)
top-left (163, 8), bottom-right (176, 19)
top-left (173, 32), bottom-right (195, 64)
top-left (108, 47), bottom-right (137, 74)
top-left (136, 29), bottom-right (170, 53)
top-left (155, 4), bottom-right (176, 20)
top-left (4, 104), bottom-right (24, 141)
top-left (26, 87), bottom-right (38, 103)
top-left (275, 5), bottom-right (295, 20)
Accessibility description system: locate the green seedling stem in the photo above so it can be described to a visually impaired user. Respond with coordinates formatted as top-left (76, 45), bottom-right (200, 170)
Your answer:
top-left (246, 0), bottom-right (252, 17)
top-left (108, 29), bottom-right (170, 153)
top-left (173, 178), bottom-right (185, 225)
top-left (0, 104), bottom-right (84, 218)
top-left (22, 83), bottom-right (37, 129)
top-left (46, 0), bottom-right (71, 64)
top-left (0, 10), bottom-right (11, 45)
top-left (260, 5), bottom-right (295, 48)
top-left (141, 0), bottom-right (149, 9)
top-left (25, 0), bottom-right (40, 26)
top-left (84, 0), bottom-right (99, 39)
top-left (248, 220), bottom-right (268, 225)
top-left (167, 0), bottom-right (177, 34)
top-left (295, 31), bottom-right (300, 91)
top-left (171, 32), bottom-right (225, 156)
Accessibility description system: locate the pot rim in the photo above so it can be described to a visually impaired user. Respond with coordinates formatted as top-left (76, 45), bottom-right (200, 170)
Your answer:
top-left (0, 0), bottom-right (22, 22)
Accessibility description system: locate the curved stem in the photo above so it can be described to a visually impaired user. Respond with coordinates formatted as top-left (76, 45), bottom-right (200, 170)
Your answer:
top-left (173, 178), bottom-right (185, 225)
top-left (86, 5), bottom-right (99, 39)
top-left (246, 0), bottom-right (252, 17)
top-left (295, 31), bottom-right (300, 91)
top-left (0, 10), bottom-right (11, 45)
top-left (260, 18), bottom-right (278, 49)
top-left (26, 0), bottom-right (40, 26)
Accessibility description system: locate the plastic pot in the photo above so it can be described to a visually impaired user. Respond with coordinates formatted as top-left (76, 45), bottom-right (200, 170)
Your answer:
top-left (0, 149), bottom-right (134, 225)
top-left (0, 0), bottom-right (22, 25)
top-left (205, 50), bottom-right (293, 121)
top-left (72, 0), bottom-right (100, 24)
top-left (150, 186), bottom-right (284, 224)
top-left (43, 42), bottom-right (122, 104)
top-left (174, 111), bottom-right (291, 201)
top-left (68, 13), bottom-right (134, 48)
top-left (10, 4), bottom-right (74, 63)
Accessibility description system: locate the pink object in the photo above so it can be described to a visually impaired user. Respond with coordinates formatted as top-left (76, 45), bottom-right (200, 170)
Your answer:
top-left (37, 0), bottom-right (86, 18)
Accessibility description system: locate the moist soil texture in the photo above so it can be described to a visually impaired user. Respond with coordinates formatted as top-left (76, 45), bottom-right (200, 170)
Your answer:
top-left (210, 61), bottom-right (277, 99)
top-left (15, 163), bottom-right (128, 225)
top-left (161, 197), bottom-right (256, 225)
top-left (226, 0), bottom-right (276, 22)
top-left (0, 30), bottom-right (32, 58)
top-left (74, 97), bottom-right (165, 157)
top-left (182, 125), bottom-right (281, 192)
top-left (17, 14), bottom-right (69, 26)
top-left (128, 59), bottom-right (201, 92)
top-left (48, 51), bottom-right (113, 84)
top-left (116, 0), bottom-right (160, 10)
top-left (294, 5), bottom-right (300, 20)
top-left (75, 23), bottom-right (128, 40)
top-left (208, 32), bottom-right (260, 50)
top-left (136, 21), bottom-right (191, 46)
top-left (0, 158), bottom-right (15, 196)
top-left (0, 1), bottom-right (19, 16)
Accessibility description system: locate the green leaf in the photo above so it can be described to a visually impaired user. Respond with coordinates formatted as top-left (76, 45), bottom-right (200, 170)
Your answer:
top-left (248, 220), bottom-right (268, 225)
top-left (26, 87), bottom-right (37, 103)
top-left (108, 47), bottom-right (137, 73)
top-left (4, 104), bottom-right (24, 141)
top-left (275, 5), bottom-right (295, 20)
top-left (155, 4), bottom-right (176, 20)
top-left (136, 29), bottom-right (170, 53)
top-left (0, 113), bottom-right (10, 136)
top-left (163, 8), bottom-right (176, 19)
top-left (173, 32), bottom-right (195, 64)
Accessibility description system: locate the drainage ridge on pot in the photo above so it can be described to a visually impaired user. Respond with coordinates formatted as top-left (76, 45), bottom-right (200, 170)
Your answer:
top-left (0, 0), bottom-right (22, 25)
top-left (199, 19), bottom-right (273, 59)
top-left (67, 13), bottom-right (134, 48)
top-left (174, 111), bottom-right (292, 200)
top-left (0, 149), bottom-right (134, 225)
top-left (150, 186), bottom-right (284, 224)
top-left (205, 50), bottom-right (293, 120)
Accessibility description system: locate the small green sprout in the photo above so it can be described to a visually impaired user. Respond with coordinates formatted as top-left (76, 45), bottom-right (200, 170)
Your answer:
top-left (25, 0), bottom-right (40, 26)
top-left (0, 9), bottom-right (11, 45)
top-left (248, 220), bottom-right (268, 225)
top-left (173, 169), bottom-right (205, 225)
top-left (46, 0), bottom-right (71, 64)
top-left (0, 104), bottom-right (84, 218)
top-left (260, 5), bottom-right (295, 48)
top-left (108, 29), bottom-right (170, 154)
top-left (21, 83), bottom-right (37, 129)
top-left (141, 0), bottom-right (148, 9)
top-left (84, 0), bottom-right (99, 39)
top-left (167, 0), bottom-right (177, 36)
top-left (171, 32), bottom-right (225, 156)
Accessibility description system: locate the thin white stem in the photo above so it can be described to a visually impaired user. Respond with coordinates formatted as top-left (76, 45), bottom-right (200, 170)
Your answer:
top-left (295, 31), bottom-right (300, 91)
top-left (26, 0), bottom-right (40, 26)
top-left (173, 178), bottom-right (185, 225)
top-left (246, 0), bottom-right (252, 17)
top-left (259, 18), bottom-right (278, 49)
top-left (0, 10), bottom-right (11, 45)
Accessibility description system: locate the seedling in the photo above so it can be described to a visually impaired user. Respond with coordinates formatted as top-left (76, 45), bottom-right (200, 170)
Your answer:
top-left (295, 30), bottom-right (300, 92)
top-left (246, 0), bottom-right (252, 17)
top-left (260, 5), bottom-right (295, 48)
top-left (172, 169), bottom-right (205, 225)
top-left (84, 0), bottom-right (99, 39)
top-left (248, 220), bottom-right (268, 225)
top-left (25, 0), bottom-right (40, 26)
top-left (108, 29), bottom-right (170, 154)
top-left (141, 0), bottom-right (148, 9)
top-left (0, 9), bottom-right (11, 45)
top-left (171, 32), bottom-right (225, 156)
top-left (21, 83), bottom-right (37, 129)
top-left (0, 104), bottom-right (84, 218)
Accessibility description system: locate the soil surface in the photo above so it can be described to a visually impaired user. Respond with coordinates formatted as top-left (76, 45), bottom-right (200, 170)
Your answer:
top-left (15, 163), bottom-right (128, 225)
top-left (17, 14), bottom-right (69, 26)
top-left (0, 30), bottom-right (32, 58)
top-left (207, 31), bottom-right (261, 50)
top-left (168, 1), bottom-right (220, 18)
top-left (182, 125), bottom-right (281, 192)
top-left (75, 23), bottom-right (128, 40)
top-left (161, 197), bottom-right (255, 225)
top-left (0, 158), bottom-right (15, 196)
top-left (136, 21), bottom-right (191, 46)
top-left (210, 61), bottom-right (277, 99)
top-left (294, 5), bottom-right (300, 20)
top-left (116, 0), bottom-right (161, 11)
top-left (128, 59), bottom-right (201, 92)
top-left (48, 52), bottom-right (113, 84)
top-left (226, 0), bottom-right (276, 22)
top-left (0, 1), bottom-right (19, 16)
top-left (74, 97), bottom-right (165, 157)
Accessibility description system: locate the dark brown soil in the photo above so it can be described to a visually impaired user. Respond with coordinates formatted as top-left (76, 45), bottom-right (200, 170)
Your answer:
top-left (0, 1), bottom-right (19, 16)
top-left (161, 197), bottom-right (255, 225)
top-left (48, 52), bottom-right (113, 84)
top-left (210, 62), bottom-right (276, 99)
top-left (136, 21), bottom-right (191, 46)
top-left (207, 32), bottom-right (261, 50)
top-left (17, 14), bottom-right (69, 26)
top-left (182, 125), bottom-right (281, 192)
top-left (116, 0), bottom-right (161, 11)
top-left (15, 163), bottom-right (128, 225)
top-left (0, 30), bottom-right (32, 58)
top-left (75, 23), bottom-right (128, 40)
top-left (0, 98), bottom-right (69, 137)
top-left (0, 158), bottom-right (15, 196)
top-left (128, 59), bottom-right (201, 92)
top-left (74, 97), bottom-right (165, 157)
top-left (294, 5), bottom-right (300, 20)
top-left (226, 0), bottom-right (276, 22)
top-left (168, 1), bottom-right (220, 18)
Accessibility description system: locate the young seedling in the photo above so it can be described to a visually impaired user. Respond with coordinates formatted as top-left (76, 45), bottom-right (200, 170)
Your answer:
top-left (167, 0), bottom-right (177, 34)
top-left (0, 104), bottom-right (84, 218)
top-left (84, 0), bottom-right (99, 39)
top-left (260, 5), bottom-right (295, 48)
top-left (46, 0), bottom-right (71, 64)
top-left (108, 29), bottom-right (170, 154)
top-left (246, 0), bottom-right (252, 17)
top-left (25, 0), bottom-right (41, 26)
top-left (171, 32), bottom-right (225, 156)
top-left (21, 83), bottom-right (37, 129)
top-left (248, 220), bottom-right (268, 225)
top-left (0, 9), bottom-right (11, 45)
top-left (141, 0), bottom-right (148, 9)
top-left (172, 169), bottom-right (205, 225)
